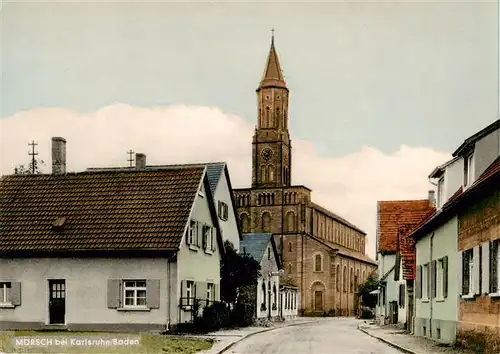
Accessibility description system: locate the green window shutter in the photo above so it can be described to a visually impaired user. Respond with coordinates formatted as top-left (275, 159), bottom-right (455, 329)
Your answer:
top-left (490, 241), bottom-right (498, 293)
top-left (107, 279), bottom-right (121, 309)
top-left (10, 282), bottom-right (21, 306)
top-left (146, 279), bottom-right (160, 309)
top-left (431, 260), bottom-right (437, 299)
top-left (416, 266), bottom-right (422, 299)
top-left (443, 256), bottom-right (449, 298)
top-left (481, 243), bottom-right (490, 295)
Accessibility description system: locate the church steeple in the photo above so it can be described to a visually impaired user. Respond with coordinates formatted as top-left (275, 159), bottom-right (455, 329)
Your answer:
top-left (258, 31), bottom-right (287, 91)
top-left (252, 31), bottom-right (292, 188)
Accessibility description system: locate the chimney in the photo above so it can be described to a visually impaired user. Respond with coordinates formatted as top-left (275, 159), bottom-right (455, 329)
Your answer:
top-left (135, 153), bottom-right (146, 169)
top-left (51, 137), bottom-right (67, 175)
top-left (428, 190), bottom-right (436, 206)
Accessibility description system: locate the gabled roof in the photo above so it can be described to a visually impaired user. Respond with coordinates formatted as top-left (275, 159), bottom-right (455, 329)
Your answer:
top-left (240, 233), bottom-right (272, 262)
top-left (377, 199), bottom-right (436, 254)
top-left (310, 202), bottom-right (366, 235)
top-left (428, 156), bottom-right (460, 179)
top-left (0, 167), bottom-right (206, 254)
top-left (258, 35), bottom-right (287, 90)
top-left (410, 156), bottom-right (500, 241)
top-left (452, 119), bottom-right (499, 157)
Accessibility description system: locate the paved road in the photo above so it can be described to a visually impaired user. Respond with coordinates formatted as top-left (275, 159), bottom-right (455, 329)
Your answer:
top-left (227, 318), bottom-right (402, 354)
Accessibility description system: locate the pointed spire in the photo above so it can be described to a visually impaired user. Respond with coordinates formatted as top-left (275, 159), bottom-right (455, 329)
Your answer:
top-left (258, 29), bottom-right (287, 90)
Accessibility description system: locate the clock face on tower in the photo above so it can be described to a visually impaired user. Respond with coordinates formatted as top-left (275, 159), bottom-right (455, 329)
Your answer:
top-left (261, 148), bottom-right (273, 161)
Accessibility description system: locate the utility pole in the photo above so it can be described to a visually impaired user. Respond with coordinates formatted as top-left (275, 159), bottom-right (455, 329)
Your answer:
top-left (127, 150), bottom-right (135, 167)
top-left (28, 141), bottom-right (38, 174)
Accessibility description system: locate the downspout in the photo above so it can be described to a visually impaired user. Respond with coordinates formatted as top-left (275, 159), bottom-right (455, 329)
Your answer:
top-left (430, 232), bottom-right (434, 337)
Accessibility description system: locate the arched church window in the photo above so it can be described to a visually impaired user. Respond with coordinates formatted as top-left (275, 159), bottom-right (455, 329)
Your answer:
top-left (286, 211), bottom-right (295, 232)
top-left (336, 264), bottom-right (340, 291)
top-left (265, 107), bottom-right (270, 128)
top-left (261, 165), bottom-right (268, 184)
top-left (314, 254), bottom-right (323, 272)
top-left (240, 213), bottom-right (250, 233)
top-left (343, 266), bottom-right (347, 293)
top-left (275, 107), bottom-right (280, 128)
top-left (269, 166), bottom-right (274, 182)
top-left (262, 212), bottom-right (271, 233)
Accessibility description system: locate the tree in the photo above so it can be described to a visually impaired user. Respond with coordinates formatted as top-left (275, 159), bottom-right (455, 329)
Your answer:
top-left (357, 271), bottom-right (379, 309)
top-left (14, 158), bottom-right (45, 175)
top-left (220, 240), bottom-right (261, 305)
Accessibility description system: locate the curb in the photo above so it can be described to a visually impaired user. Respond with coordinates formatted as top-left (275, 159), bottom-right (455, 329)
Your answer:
top-left (217, 320), bottom-right (318, 354)
top-left (357, 324), bottom-right (417, 354)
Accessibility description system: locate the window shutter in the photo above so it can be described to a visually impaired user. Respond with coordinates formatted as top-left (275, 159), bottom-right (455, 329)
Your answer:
top-left (146, 279), bottom-right (160, 309)
top-left (481, 242), bottom-right (490, 295)
top-left (107, 279), bottom-right (121, 309)
top-left (443, 256), bottom-right (449, 298)
top-left (490, 241), bottom-right (499, 293)
top-left (214, 283), bottom-right (219, 302)
top-left (431, 260), bottom-right (437, 299)
top-left (416, 266), bottom-right (422, 299)
top-left (10, 282), bottom-right (21, 306)
top-left (202, 226), bottom-right (207, 250)
top-left (473, 246), bottom-right (481, 295)
top-left (197, 222), bottom-right (202, 247)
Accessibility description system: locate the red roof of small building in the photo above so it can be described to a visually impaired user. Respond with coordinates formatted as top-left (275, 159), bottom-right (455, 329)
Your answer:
top-left (377, 199), bottom-right (436, 279)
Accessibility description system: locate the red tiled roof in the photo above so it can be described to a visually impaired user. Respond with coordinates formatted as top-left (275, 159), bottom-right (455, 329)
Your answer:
top-left (0, 168), bottom-right (205, 253)
top-left (377, 199), bottom-right (436, 279)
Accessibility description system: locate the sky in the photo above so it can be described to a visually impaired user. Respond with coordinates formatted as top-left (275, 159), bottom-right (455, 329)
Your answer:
top-left (1, 1), bottom-right (499, 258)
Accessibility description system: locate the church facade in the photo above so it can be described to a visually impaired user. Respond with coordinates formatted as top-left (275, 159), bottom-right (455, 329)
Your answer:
top-left (233, 36), bottom-right (377, 316)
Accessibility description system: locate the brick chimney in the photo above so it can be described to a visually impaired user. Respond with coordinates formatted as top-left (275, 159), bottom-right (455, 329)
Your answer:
top-left (135, 153), bottom-right (146, 169)
top-left (428, 190), bottom-right (436, 206)
top-left (51, 137), bottom-right (67, 175)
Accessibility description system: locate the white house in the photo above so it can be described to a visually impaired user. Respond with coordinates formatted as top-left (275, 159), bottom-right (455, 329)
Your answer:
top-left (0, 138), bottom-right (230, 332)
top-left (240, 233), bottom-right (299, 320)
top-left (410, 119), bottom-right (499, 344)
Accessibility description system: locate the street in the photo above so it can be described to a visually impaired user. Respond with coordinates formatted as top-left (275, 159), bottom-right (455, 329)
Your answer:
top-left (226, 318), bottom-right (402, 354)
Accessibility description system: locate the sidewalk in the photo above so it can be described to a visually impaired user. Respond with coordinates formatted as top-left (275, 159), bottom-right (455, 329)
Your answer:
top-left (358, 322), bottom-right (474, 354)
top-left (194, 318), bottom-right (317, 354)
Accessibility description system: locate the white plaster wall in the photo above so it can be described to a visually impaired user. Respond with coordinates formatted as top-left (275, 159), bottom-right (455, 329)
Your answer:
top-left (256, 243), bottom-right (280, 318)
top-left (0, 257), bottom-right (170, 325)
top-left (443, 158), bottom-right (463, 203)
top-left (397, 259), bottom-right (407, 326)
top-left (214, 172), bottom-right (240, 251)
top-left (177, 182), bottom-right (222, 323)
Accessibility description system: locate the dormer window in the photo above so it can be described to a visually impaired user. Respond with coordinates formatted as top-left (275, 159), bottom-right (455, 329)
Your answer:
top-left (464, 154), bottom-right (475, 188)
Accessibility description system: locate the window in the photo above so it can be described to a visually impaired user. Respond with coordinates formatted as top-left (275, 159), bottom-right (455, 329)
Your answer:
top-left (187, 220), bottom-right (197, 246)
top-left (436, 259), bottom-right (444, 299)
top-left (186, 281), bottom-right (195, 306)
top-left (218, 201), bottom-right (229, 221)
top-left (336, 265), bottom-right (340, 291)
top-left (288, 263), bottom-right (292, 274)
top-left (350, 268), bottom-right (354, 293)
top-left (288, 242), bottom-right (292, 252)
top-left (343, 266), bottom-right (347, 293)
top-left (490, 240), bottom-right (500, 293)
top-left (202, 225), bottom-right (214, 252)
top-left (207, 283), bottom-right (215, 303)
top-left (399, 284), bottom-right (405, 308)
top-left (268, 247), bottom-right (271, 260)
top-left (437, 177), bottom-right (445, 208)
top-left (0, 282), bottom-right (11, 304)
top-left (240, 213), bottom-right (250, 233)
top-left (262, 212), bottom-right (272, 232)
top-left (314, 254), bottom-right (322, 272)
top-left (464, 154), bottom-right (475, 187)
top-left (261, 283), bottom-right (266, 309)
top-left (462, 249), bottom-right (474, 296)
top-left (273, 284), bottom-right (277, 309)
top-left (422, 264), bottom-right (429, 299)
top-left (123, 280), bottom-right (147, 308)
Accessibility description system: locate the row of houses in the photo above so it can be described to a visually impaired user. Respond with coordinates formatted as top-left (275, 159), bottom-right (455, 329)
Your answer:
top-left (376, 119), bottom-right (500, 348)
top-left (0, 137), bottom-right (298, 331)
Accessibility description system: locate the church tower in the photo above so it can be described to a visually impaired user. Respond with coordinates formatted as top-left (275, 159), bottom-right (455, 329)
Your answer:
top-left (252, 33), bottom-right (292, 188)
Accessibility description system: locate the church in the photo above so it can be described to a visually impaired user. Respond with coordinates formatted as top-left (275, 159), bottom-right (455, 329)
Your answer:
top-left (233, 35), bottom-right (377, 316)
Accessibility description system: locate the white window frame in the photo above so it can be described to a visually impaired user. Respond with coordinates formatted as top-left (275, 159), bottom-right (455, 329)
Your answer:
top-left (207, 283), bottom-right (214, 302)
top-left (218, 201), bottom-right (229, 221)
top-left (437, 177), bottom-right (445, 208)
top-left (436, 259), bottom-right (444, 300)
top-left (468, 258), bottom-right (474, 296)
top-left (422, 264), bottom-right (429, 300)
top-left (188, 220), bottom-right (197, 246)
top-left (467, 154), bottom-right (474, 187)
top-left (0, 282), bottom-right (11, 305)
top-left (203, 225), bottom-right (213, 252)
top-left (186, 281), bottom-right (194, 306)
top-left (123, 280), bottom-right (147, 308)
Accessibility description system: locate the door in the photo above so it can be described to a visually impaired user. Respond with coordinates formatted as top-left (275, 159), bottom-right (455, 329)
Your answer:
top-left (49, 280), bottom-right (66, 324)
top-left (314, 291), bottom-right (323, 312)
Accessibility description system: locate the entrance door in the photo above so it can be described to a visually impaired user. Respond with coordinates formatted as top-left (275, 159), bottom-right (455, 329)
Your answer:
top-left (49, 280), bottom-right (66, 324)
top-left (314, 291), bottom-right (323, 312)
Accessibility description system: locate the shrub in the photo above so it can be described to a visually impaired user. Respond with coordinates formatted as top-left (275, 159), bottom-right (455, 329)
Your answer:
top-left (231, 302), bottom-right (255, 327)
top-left (200, 301), bottom-right (232, 331)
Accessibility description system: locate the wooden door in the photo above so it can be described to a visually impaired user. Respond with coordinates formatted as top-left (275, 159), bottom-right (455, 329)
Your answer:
top-left (314, 291), bottom-right (323, 312)
top-left (49, 280), bottom-right (66, 324)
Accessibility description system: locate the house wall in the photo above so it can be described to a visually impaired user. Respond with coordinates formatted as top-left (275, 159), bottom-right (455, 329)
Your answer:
top-left (458, 188), bottom-right (500, 346)
top-left (473, 129), bottom-right (500, 180)
top-left (256, 242), bottom-right (279, 319)
top-left (0, 257), bottom-right (172, 331)
top-left (280, 288), bottom-right (299, 319)
top-left (214, 172), bottom-right (240, 251)
top-left (397, 259), bottom-right (407, 327)
top-left (443, 158), bottom-right (464, 202)
top-left (415, 217), bottom-right (458, 344)
top-left (376, 254), bottom-right (397, 322)
top-left (177, 182), bottom-right (222, 324)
